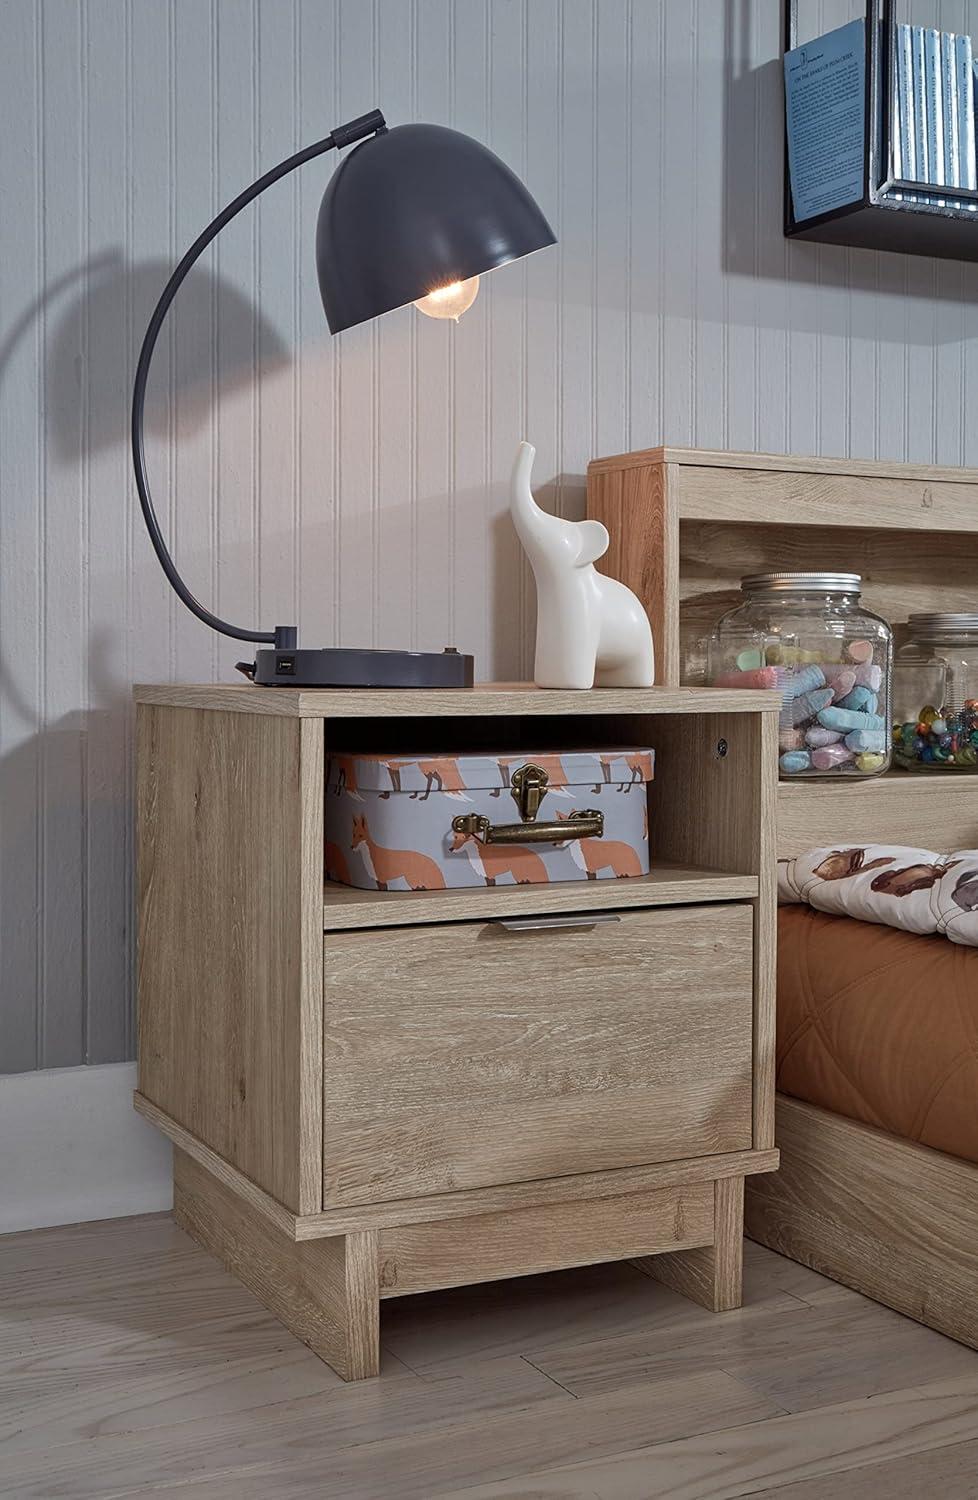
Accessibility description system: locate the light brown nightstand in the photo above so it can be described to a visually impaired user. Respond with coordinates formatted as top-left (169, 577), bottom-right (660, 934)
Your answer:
top-left (134, 682), bottom-right (779, 1380)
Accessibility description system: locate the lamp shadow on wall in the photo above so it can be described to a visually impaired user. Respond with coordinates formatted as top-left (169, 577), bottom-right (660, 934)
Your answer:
top-left (47, 253), bottom-right (290, 459)
top-left (0, 253), bottom-right (288, 1069)
top-left (721, 0), bottom-right (978, 321)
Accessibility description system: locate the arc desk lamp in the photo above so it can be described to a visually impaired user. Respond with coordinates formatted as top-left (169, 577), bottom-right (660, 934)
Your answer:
top-left (131, 109), bottom-right (555, 688)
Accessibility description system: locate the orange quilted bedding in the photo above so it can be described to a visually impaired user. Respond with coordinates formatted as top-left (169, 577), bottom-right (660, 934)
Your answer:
top-left (777, 905), bottom-right (978, 1165)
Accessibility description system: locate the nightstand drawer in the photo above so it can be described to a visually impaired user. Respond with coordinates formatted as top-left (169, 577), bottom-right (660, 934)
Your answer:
top-left (322, 903), bottom-right (754, 1207)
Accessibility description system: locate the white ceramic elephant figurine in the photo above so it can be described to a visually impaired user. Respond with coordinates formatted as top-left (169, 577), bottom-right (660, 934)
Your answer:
top-left (511, 440), bottom-right (655, 690)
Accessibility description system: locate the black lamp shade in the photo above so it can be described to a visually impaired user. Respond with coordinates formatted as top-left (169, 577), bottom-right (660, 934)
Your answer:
top-left (316, 123), bottom-right (555, 334)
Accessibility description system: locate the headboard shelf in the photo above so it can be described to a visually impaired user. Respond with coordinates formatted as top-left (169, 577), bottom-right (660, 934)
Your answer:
top-left (587, 446), bottom-right (978, 854)
top-left (778, 774), bottom-right (978, 858)
top-left (587, 446), bottom-right (978, 686)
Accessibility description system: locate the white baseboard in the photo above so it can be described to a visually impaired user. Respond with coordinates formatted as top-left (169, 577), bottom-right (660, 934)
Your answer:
top-left (0, 1062), bottom-right (173, 1234)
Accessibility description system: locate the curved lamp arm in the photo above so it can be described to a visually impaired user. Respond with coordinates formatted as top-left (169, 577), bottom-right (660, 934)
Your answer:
top-left (130, 109), bottom-right (386, 649)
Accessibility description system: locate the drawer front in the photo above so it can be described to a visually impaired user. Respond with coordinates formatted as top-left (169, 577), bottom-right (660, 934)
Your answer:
top-left (322, 903), bottom-right (754, 1207)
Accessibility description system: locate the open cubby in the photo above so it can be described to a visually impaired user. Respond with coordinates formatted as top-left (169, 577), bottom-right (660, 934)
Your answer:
top-left (587, 445), bottom-right (978, 854)
top-left (320, 698), bottom-right (774, 929)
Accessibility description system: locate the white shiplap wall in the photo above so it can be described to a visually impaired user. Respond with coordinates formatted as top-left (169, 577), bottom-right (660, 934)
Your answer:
top-left (3, 0), bottom-right (978, 1071)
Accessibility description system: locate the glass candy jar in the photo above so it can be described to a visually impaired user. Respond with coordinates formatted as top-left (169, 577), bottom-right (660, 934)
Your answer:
top-left (892, 614), bottom-right (978, 771)
top-left (708, 573), bottom-right (892, 780)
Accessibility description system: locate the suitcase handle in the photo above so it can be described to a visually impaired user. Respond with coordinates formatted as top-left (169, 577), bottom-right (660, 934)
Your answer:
top-left (451, 809), bottom-right (604, 845)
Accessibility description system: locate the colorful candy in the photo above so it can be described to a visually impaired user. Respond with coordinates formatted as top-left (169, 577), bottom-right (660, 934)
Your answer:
top-left (714, 667), bottom-right (781, 690)
top-left (836, 685), bottom-right (878, 715)
top-left (844, 729), bottom-right (887, 753)
top-left (817, 705), bottom-right (885, 733)
top-left (716, 637), bottom-right (890, 779)
top-left (805, 726), bottom-right (843, 747)
top-left (811, 744), bottom-right (854, 770)
top-left (791, 687), bottom-right (834, 726)
top-left (892, 700), bottom-right (978, 771)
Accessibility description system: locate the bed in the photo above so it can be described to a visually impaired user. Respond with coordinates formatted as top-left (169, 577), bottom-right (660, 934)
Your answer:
top-left (585, 444), bottom-right (978, 1350)
top-left (744, 851), bottom-right (978, 1350)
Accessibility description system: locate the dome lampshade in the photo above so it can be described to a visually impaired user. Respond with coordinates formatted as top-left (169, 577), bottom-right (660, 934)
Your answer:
top-left (316, 123), bottom-right (556, 334)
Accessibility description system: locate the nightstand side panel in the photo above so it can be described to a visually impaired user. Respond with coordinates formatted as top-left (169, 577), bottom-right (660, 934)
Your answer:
top-left (136, 704), bottom-right (324, 1213)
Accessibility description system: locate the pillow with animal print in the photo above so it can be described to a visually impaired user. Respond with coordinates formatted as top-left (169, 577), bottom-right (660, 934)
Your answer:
top-left (778, 845), bottom-right (978, 948)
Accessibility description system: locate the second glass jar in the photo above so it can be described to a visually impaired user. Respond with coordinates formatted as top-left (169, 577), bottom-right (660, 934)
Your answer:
top-left (708, 572), bottom-right (893, 780)
top-left (892, 614), bottom-right (978, 770)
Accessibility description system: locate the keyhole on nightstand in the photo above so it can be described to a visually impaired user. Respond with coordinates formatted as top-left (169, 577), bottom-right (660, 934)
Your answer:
top-left (715, 739), bottom-right (728, 759)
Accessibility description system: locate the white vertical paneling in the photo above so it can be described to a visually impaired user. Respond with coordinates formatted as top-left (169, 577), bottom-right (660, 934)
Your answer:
top-left (6, 0), bottom-right (978, 1070)
top-left (0, 0), bottom-right (43, 1072)
top-left (295, 0), bottom-right (338, 656)
top-left (693, 1), bottom-right (727, 453)
top-left (626, 0), bottom-right (660, 450)
top-left (255, 0), bottom-right (299, 638)
top-left (661, 1), bottom-right (695, 444)
top-left (489, 0), bottom-right (531, 674)
top-left (449, 0), bottom-right (492, 662)
top-left (83, 0), bottom-right (133, 1063)
top-left (38, 0), bottom-right (86, 1068)
top-left (336, 0), bottom-right (378, 651)
top-left (593, 0), bottom-right (629, 462)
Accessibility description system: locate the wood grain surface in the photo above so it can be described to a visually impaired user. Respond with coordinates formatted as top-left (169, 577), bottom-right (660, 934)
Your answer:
top-left (639, 1175), bottom-right (745, 1313)
top-left (6, 1211), bottom-right (978, 1497)
top-left (133, 681), bottom-right (779, 718)
top-left (173, 1150), bottom-right (379, 1381)
top-left (745, 1094), bottom-right (978, 1352)
top-left (588, 445), bottom-right (978, 489)
top-left (376, 1183), bottom-right (714, 1297)
top-left (321, 904), bottom-right (755, 1206)
top-left (323, 861), bottom-right (759, 931)
top-left (777, 774), bottom-right (978, 857)
top-left (137, 705), bottom-right (324, 1213)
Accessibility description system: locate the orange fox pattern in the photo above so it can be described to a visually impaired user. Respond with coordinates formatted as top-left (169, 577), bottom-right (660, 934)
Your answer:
top-left (326, 750), bottom-right (652, 890)
top-left (592, 749), bottom-right (653, 792)
top-left (324, 841), bottom-right (352, 886)
top-left (415, 758), bottom-right (471, 801)
top-left (449, 828), bottom-right (550, 885)
top-left (379, 760), bottom-right (414, 798)
top-left (350, 814), bottom-right (446, 891)
top-left (556, 812), bottom-right (643, 879)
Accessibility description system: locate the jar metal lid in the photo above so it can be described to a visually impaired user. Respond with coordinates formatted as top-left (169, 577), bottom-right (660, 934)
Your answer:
top-left (741, 571), bottom-right (862, 595)
top-left (906, 612), bottom-right (978, 635)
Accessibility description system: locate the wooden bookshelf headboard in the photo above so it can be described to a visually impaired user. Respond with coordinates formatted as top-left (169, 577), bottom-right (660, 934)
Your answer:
top-left (587, 447), bottom-right (978, 856)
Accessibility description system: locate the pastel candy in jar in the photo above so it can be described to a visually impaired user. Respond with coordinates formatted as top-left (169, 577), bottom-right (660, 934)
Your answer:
top-left (707, 572), bottom-right (892, 779)
top-left (776, 636), bottom-right (889, 778)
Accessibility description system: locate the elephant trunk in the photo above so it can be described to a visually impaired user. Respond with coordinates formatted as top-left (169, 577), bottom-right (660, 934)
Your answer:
top-left (510, 440), bottom-right (562, 558)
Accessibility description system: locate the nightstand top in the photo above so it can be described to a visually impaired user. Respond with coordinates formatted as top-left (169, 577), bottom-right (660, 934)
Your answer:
top-left (133, 681), bottom-right (781, 718)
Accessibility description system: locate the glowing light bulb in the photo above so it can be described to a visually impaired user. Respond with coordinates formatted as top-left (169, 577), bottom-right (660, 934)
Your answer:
top-left (413, 275), bottom-right (480, 321)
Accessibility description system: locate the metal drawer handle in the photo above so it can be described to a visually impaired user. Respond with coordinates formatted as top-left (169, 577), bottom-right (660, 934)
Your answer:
top-left (494, 913), bottom-right (622, 932)
top-left (452, 809), bottom-right (604, 845)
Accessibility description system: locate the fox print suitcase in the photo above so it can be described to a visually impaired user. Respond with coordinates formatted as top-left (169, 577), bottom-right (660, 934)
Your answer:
top-left (324, 747), bottom-right (654, 891)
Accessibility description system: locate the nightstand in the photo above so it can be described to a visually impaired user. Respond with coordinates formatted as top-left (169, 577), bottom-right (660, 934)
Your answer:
top-left (134, 682), bottom-right (779, 1380)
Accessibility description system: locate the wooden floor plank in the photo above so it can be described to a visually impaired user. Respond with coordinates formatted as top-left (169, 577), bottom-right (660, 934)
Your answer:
top-left (723, 1311), bottom-right (978, 1415)
top-left (63, 1369), bottom-right (779, 1500)
top-left (750, 1436), bottom-right (978, 1498)
top-left (741, 1239), bottom-right (859, 1309)
top-left (4, 1211), bottom-right (978, 1500)
top-left (524, 1287), bottom-right (934, 1402)
top-left (381, 1259), bottom-right (800, 1376)
top-left (434, 1373), bottom-right (978, 1500)
top-left (0, 1354), bottom-right (566, 1498)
